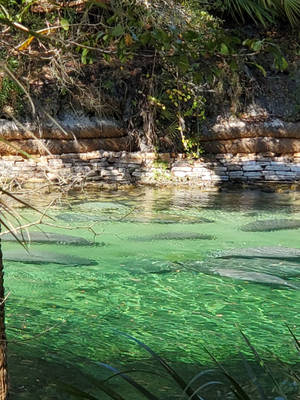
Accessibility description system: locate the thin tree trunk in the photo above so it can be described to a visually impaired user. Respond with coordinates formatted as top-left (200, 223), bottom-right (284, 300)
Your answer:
top-left (0, 234), bottom-right (8, 399)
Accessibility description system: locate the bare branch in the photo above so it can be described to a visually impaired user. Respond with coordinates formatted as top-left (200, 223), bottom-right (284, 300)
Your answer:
top-left (0, 62), bottom-right (36, 116)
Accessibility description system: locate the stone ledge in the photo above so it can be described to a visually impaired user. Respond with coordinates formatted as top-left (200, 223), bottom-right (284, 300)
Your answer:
top-left (1, 151), bottom-right (300, 187)
top-left (200, 119), bottom-right (300, 141)
top-left (0, 117), bottom-right (126, 140)
top-left (0, 137), bottom-right (133, 155)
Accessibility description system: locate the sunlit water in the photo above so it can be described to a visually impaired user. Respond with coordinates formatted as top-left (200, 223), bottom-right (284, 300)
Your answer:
top-left (3, 187), bottom-right (300, 399)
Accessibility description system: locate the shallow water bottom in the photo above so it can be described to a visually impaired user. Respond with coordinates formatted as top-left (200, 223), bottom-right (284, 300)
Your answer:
top-left (4, 187), bottom-right (300, 399)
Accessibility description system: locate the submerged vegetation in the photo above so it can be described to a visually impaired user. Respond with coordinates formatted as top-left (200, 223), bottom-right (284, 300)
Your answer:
top-left (0, 0), bottom-right (299, 153)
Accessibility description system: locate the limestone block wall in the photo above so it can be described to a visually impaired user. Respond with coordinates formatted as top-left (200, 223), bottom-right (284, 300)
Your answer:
top-left (1, 151), bottom-right (299, 187)
top-left (0, 117), bottom-right (135, 155)
top-left (0, 117), bottom-right (300, 186)
top-left (199, 119), bottom-right (300, 154)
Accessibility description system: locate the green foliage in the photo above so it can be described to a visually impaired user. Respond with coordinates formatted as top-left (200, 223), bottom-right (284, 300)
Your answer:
top-left (243, 38), bottom-right (289, 72)
top-left (0, 0), bottom-right (298, 153)
top-left (181, 136), bottom-right (203, 158)
top-left (212, 0), bottom-right (300, 27)
top-left (0, 62), bottom-right (24, 114)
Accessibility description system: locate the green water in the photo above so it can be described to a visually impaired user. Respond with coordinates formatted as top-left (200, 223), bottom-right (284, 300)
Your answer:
top-left (4, 187), bottom-right (300, 399)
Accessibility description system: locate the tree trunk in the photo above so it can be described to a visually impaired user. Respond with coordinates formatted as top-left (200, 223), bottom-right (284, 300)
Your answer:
top-left (0, 234), bottom-right (8, 399)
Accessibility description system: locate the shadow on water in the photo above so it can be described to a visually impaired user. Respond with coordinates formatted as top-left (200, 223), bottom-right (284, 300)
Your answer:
top-left (8, 340), bottom-right (300, 400)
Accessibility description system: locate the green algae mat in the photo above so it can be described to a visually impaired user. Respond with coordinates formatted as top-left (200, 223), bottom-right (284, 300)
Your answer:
top-left (3, 187), bottom-right (300, 399)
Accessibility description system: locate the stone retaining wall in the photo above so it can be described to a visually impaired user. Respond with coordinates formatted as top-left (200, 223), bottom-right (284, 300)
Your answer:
top-left (0, 117), bottom-right (300, 187)
top-left (199, 119), bottom-right (300, 154)
top-left (1, 151), bottom-right (300, 187)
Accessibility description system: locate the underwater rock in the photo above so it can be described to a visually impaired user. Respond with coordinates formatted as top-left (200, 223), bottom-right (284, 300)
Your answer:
top-left (217, 246), bottom-right (300, 261)
top-left (0, 231), bottom-right (97, 246)
top-left (3, 250), bottom-right (96, 266)
top-left (241, 219), bottom-right (300, 232)
top-left (209, 268), bottom-right (299, 290)
top-left (132, 232), bottom-right (216, 241)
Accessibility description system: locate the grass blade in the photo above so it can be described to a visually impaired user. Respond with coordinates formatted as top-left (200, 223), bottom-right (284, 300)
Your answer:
top-left (102, 369), bottom-right (166, 383)
top-left (60, 383), bottom-right (99, 400)
top-left (61, 379), bottom-right (126, 400)
top-left (239, 330), bottom-right (286, 398)
top-left (116, 331), bottom-right (202, 400)
top-left (204, 346), bottom-right (252, 400)
top-left (97, 362), bottom-right (160, 400)
top-left (286, 324), bottom-right (300, 353)
top-left (187, 381), bottom-right (223, 400)
top-left (183, 369), bottom-right (217, 395)
top-left (0, 137), bottom-right (31, 158)
top-left (0, 216), bottom-right (28, 251)
top-left (0, 188), bottom-right (53, 219)
top-left (239, 352), bottom-right (265, 400)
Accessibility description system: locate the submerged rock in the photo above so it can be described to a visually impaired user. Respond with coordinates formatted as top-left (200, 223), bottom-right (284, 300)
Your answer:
top-left (0, 231), bottom-right (97, 246)
top-left (3, 250), bottom-right (96, 266)
top-left (209, 268), bottom-right (299, 290)
top-left (241, 219), bottom-right (300, 232)
top-left (133, 232), bottom-right (216, 241)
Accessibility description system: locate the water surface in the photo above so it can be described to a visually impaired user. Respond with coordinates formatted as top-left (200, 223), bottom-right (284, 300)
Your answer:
top-left (4, 187), bottom-right (300, 399)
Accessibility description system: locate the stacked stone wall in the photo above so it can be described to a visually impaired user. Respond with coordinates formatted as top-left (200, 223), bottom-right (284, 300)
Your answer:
top-left (1, 151), bottom-right (299, 187)
top-left (0, 117), bottom-right (299, 187)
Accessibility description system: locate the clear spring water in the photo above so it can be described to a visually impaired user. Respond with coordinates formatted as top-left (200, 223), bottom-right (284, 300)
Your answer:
top-left (4, 187), bottom-right (300, 399)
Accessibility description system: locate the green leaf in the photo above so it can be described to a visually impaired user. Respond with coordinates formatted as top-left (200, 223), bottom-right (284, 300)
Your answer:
top-left (183, 30), bottom-right (199, 41)
top-left (279, 56), bottom-right (288, 71)
top-left (96, 31), bottom-right (105, 41)
top-left (220, 43), bottom-right (229, 55)
top-left (61, 18), bottom-right (69, 31)
top-left (251, 40), bottom-right (264, 52)
top-left (140, 32), bottom-right (151, 46)
top-left (107, 16), bottom-right (116, 24)
top-left (91, 0), bottom-right (108, 9)
top-left (111, 24), bottom-right (124, 37)
top-left (274, 55), bottom-right (288, 72)
top-left (178, 54), bottom-right (189, 73)
top-left (242, 39), bottom-right (253, 47)
top-left (153, 29), bottom-right (169, 44)
top-left (252, 63), bottom-right (267, 77)
top-left (81, 48), bottom-right (88, 65)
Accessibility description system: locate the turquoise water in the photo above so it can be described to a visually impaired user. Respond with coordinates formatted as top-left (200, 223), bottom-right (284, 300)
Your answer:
top-left (3, 187), bottom-right (300, 399)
